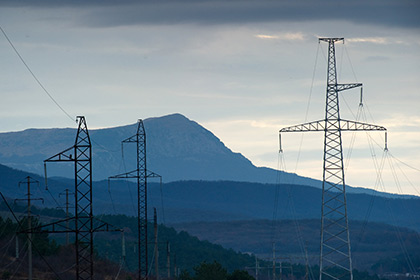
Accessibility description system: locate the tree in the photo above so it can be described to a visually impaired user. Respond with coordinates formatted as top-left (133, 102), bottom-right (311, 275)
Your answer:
top-left (194, 261), bottom-right (228, 280)
top-left (228, 270), bottom-right (255, 280)
top-left (179, 270), bottom-right (193, 280)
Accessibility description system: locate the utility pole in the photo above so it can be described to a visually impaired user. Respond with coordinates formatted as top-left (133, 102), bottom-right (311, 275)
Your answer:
top-left (255, 256), bottom-right (259, 280)
top-left (272, 243), bottom-right (276, 280)
top-left (58, 188), bottom-right (75, 245)
top-left (122, 231), bottom-right (126, 261)
top-left (15, 176), bottom-right (43, 280)
top-left (173, 253), bottom-right (177, 280)
top-left (154, 208), bottom-right (159, 280)
top-left (279, 38), bottom-right (387, 280)
top-left (167, 242), bottom-right (171, 279)
top-left (109, 119), bottom-right (161, 280)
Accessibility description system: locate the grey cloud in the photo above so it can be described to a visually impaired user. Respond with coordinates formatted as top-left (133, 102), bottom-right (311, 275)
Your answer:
top-left (1, 0), bottom-right (419, 28)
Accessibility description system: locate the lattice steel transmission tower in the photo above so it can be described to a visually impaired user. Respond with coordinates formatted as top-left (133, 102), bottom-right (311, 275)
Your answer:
top-left (279, 38), bottom-right (387, 280)
top-left (109, 119), bottom-right (161, 280)
top-left (44, 116), bottom-right (94, 279)
top-left (22, 116), bottom-right (120, 280)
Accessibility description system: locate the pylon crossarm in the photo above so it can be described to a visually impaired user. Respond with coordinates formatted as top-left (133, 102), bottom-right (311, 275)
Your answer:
top-left (122, 136), bottom-right (137, 143)
top-left (336, 83), bottom-right (362, 92)
top-left (278, 116), bottom-right (386, 134)
top-left (339, 119), bottom-right (386, 131)
top-left (19, 217), bottom-right (76, 234)
top-left (92, 217), bottom-right (122, 233)
top-left (147, 170), bottom-right (161, 179)
top-left (109, 169), bottom-right (139, 179)
top-left (280, 119), bottom-right (325, 133)
top-left (44, 146), bottom-right (75, 162)
top-left (319, 37), bottom-right (344, 43)
top-left (20, 216), bottom-right (121, 234)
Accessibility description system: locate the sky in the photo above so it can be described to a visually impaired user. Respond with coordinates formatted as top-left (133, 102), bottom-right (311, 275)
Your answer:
top-left (0, 0), bottom-right (419, 195)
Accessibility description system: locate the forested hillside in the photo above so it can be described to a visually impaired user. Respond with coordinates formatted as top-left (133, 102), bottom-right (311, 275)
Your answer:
top-left (173, 219), bottom-right (420, 274)
top-left (0, 210), bottom-right (388, 280)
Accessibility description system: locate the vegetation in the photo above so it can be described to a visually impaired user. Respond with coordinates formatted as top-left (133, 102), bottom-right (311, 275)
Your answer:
top-left (0, 216), bottom-right (135, 279)
top-left (0, 203), bottom-right (416, 279)
top-left (178, 261), bottom-right (255, 280)
top-left (97, 214), bottom-right (258, 274)
top-left (174, 219), bottom-right (420, 274)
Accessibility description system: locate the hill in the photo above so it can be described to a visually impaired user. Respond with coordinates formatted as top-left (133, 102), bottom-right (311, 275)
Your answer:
top-left (0, 210), bottom-right (259, 279)
top-left (1, 165), bottom-right (417, 277)
top-left (172, 219), bottom-right (420, 274)
top-left (0, 113), bottom-right (400, 199)
top-left (1, 164), bottom-right (419, 232)
top-left (94, 179), bottom-right (420, 231)
top-left (0, 207), bottom-right (411, 278)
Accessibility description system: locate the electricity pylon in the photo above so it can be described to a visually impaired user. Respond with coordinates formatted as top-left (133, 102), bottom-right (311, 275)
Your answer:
top-left (279, 38), bottom-right (387, 280)
top-left (44, 116), bottom-right (94, 280)
top-left (109, 119), bottom-right (161, 280)
top-left (23, 116), bottom-right (120, 280)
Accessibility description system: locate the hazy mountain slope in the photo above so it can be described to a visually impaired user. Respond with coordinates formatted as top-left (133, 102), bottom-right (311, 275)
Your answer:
top-left (171, 219), bottom-right (420, 273)
top-left (0, 113), bottom-right (317, 186)
top-left (1, 163), bottom-right (419, 231)
top-left (0, 113), bottom-right (408, 199)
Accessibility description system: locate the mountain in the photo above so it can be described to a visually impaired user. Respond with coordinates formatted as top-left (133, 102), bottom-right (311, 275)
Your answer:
top-left (0, 113), bottom-right (320, 185)
top-left (172, 219), bottom-right (420, 273)
top-left (1, 164), bottom-right (419, 232)
top-left (0, 113), bottom-right (407, 198)
top-left (1, 166), bottom-right (418, 276)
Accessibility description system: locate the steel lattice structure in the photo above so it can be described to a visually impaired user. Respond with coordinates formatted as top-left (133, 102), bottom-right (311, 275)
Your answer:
top-left (279, 38), bottom-right (387, 280)
top-left (44, 116), bottom-right (93, 280)
top-left (21, 116), bottom-right (120, 280)
top-left (109, 119), bottom-right (161, 280)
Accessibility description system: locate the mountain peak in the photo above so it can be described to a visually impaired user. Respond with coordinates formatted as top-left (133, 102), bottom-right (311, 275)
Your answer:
top-left (0, 113), bottom-right (256, 182)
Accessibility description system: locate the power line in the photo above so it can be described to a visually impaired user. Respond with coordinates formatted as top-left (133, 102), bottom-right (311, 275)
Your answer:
top-left (0, 191), bottom-right (63, 279)
top-left (0, 25), bottom-right (75, 123)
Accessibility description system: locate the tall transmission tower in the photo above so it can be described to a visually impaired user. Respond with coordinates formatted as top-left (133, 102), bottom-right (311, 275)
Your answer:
top-left (44, 116), bottom-right (94, 279)
top-left (23, 116), bottom-right (120, 280)
top-left (279, 38), bottom-right (387, 280)
top-left (109, 119), bottom-right (161, 280)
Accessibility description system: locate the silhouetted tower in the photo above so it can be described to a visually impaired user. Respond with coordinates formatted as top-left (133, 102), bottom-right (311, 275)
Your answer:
top-left (21, 116), bottom-right (120, 280)
top-left (279, 38), bottom-right (387, 280)
top-left (109, 119), bottom-right (161, 280)
top-left (44, 116), bottom-right (93, 279)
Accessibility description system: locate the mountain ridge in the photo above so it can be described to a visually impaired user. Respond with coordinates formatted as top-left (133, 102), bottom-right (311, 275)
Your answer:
top-left (0, 113), bottom-right (316, 185)
top-left (1, 164), bottom-right (418, 232)
top-left (0, 113), bottom-right (414, 199)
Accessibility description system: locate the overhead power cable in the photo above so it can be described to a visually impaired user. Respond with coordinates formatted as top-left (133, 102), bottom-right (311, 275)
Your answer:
top-left (0, 25), bottom-right (74, 123)
top-left (0, 191), bottom-right (63, 279)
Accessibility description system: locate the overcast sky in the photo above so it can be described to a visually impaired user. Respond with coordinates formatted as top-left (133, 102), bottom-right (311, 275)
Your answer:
top-left (0, 0), bottom-right (419, 195)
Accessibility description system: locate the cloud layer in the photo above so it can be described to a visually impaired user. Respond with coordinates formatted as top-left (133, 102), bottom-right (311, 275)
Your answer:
top-left (1, 0), bottom-right (419, 28)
